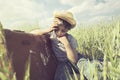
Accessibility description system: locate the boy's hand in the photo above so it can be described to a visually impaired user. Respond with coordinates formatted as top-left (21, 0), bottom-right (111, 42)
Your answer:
top-left (57, 36), bottom-right (70, 46)
top-left (49, 18), bottom-right (63, 32)
top-left (48, 21), bottom-right (58, 32)
top-left (48, 26), bottom-right (57, 32)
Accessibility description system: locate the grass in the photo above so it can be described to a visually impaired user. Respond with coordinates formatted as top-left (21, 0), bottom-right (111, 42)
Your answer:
top-left (0, 17), bottom-right (120, 80)
top-left (0, 22), bottom-right (16, 80)
top-left (69, 18), bottom-right (120, 80)
top-left (0, 22), bottom-right (30, 80)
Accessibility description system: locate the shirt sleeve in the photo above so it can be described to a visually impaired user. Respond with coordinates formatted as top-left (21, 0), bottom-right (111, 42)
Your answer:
top-left (67, 34), bottom-right (78, 49)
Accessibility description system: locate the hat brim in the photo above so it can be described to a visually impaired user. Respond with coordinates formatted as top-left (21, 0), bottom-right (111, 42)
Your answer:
top-left (54, 12), bottom-right (76, 28)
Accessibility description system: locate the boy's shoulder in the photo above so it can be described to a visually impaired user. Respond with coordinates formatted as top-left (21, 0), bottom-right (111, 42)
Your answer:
top-left (67, 33), bottom-right (78, 48)
top-left (66, 33), bottom-right (75, 40)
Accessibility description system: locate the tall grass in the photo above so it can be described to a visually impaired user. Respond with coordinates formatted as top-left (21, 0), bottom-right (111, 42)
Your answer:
top-left (0, 22), bottom-right (30, 80)
top-left (69, 18), bottom-right (120, 80)
top-left (0, 22), bottom-right (16, 80)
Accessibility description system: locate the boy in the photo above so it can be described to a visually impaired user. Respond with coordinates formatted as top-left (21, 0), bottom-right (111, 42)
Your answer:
top-left (30, 10), bottom-right (80, 80)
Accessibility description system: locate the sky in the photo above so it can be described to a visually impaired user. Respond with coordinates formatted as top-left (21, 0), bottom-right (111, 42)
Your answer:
top-left (0, 0), bottom-right (120, 29)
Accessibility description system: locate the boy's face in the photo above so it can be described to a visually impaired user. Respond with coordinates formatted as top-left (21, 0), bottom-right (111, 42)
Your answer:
top-left (53, 18), bottom-right (69, 37)
top-left (55, 25), bottom-right (68, 38)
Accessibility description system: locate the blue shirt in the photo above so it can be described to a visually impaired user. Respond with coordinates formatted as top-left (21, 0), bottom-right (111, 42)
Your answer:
top-left (49, 31), bottom-right (78, 62)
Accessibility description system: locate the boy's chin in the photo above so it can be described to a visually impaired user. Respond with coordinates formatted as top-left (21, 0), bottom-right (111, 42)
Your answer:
top-left (57, 35), bottom-right (65, 38)
top-left (57, 36), bottom-right (62, 38)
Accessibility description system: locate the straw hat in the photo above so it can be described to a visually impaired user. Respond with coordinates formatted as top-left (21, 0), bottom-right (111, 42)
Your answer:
top-left (54, 10), bottom-right (76, 28)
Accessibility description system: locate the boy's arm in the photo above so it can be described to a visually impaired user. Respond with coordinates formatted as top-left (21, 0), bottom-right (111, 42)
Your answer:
top-left (30, 22), bottom-right (58, 35)
top-left (57, 36), bottom-right (78, 64)
top-left (30, 29), bottom-right (52, 35)
top-left (65, 43), bottom-right (78, 64)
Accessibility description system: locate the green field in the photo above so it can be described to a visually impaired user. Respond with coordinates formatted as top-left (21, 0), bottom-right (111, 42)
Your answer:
top-left (69, 18), bottom-right (120, 80)
top-left (0, 18), bottom-right (120, 80)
